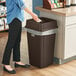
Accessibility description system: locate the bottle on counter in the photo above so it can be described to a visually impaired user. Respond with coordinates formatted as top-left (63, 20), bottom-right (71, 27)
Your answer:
top-left (51, 0), bottom-right (57, 8)
top-left (54, 0), bottom-right (60, 7)
top-left (59, 0), bottom-right (66, 8)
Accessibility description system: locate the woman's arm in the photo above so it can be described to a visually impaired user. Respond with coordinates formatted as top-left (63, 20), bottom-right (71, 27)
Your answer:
top-left (14, 0), bottom-right (40, 22)
top-left (24, 8), bottom-right (40, 22)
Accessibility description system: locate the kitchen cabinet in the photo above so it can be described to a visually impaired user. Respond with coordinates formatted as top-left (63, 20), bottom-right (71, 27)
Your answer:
top-left (36, 6), bottom-right (76, 64)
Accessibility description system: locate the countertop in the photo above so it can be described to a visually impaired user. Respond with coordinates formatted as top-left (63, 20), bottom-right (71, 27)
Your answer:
top-left (36, 6), bottom-right (76, 16)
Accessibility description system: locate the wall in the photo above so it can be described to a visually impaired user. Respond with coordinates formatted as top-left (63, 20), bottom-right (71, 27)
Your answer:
top-left (33, 0), bottom-right (43, 16)
top-left (23, 0), bottom-right (33, 27)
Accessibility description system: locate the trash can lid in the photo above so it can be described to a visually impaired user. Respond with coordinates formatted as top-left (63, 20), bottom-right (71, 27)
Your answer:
top-left (25, 17), bottom-right (58, 32)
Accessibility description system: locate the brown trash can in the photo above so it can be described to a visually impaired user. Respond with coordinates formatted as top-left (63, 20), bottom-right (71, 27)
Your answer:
top-left (25, 17), bottom-right (58, 68)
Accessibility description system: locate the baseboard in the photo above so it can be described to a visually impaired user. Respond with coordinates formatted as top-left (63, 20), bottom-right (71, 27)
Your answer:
top-left (54, 56), bottom-right (76, 64)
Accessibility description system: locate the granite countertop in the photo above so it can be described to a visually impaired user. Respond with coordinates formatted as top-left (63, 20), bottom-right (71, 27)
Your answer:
top-left (36, 6), bottom-right (76, 16)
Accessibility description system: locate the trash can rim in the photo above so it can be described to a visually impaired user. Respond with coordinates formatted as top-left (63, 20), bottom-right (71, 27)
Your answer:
top-left (25, 28), bottom-right (57, 36)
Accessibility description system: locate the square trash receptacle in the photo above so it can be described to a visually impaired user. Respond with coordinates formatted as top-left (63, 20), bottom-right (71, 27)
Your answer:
top-left (25, 17), bottom-right (58, 68)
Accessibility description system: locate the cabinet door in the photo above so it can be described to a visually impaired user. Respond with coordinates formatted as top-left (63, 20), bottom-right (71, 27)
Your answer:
top-left (64, 24), bottom-right (76, 59)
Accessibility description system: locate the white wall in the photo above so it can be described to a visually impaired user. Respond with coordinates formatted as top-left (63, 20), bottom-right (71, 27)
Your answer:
top-left (22, 0), bottom-right (32, 27)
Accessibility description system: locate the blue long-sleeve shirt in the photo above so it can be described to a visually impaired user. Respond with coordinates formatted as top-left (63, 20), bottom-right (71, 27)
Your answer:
top-left (6, 0), bottom-right (26, 24)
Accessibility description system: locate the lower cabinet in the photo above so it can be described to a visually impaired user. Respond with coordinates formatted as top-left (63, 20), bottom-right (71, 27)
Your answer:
top-left (40, 11), bottom-right (76, 64)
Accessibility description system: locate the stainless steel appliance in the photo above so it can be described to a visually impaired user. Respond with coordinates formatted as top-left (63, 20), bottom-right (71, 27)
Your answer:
top-left (71, 0), bottom-right (76, 6)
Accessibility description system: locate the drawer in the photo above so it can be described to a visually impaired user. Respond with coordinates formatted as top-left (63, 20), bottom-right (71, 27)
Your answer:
top-left (65, 15), bottom-right (76, 25)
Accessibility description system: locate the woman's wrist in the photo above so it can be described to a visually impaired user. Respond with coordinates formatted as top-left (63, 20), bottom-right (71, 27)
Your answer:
top-left (29, 11), bottom-right (36, 17)
top-left (24, 8), bottom-right (34, 16)
top-left (24, 7), bottom-right (39, 22)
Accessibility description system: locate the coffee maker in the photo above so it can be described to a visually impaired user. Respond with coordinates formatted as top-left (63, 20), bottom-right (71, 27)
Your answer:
top-left (65, 0), bottom-right (76, 7)
top-left (71, 0), bottom-right (76, 6)
top-left (65, 0), bottom-right (71, 7)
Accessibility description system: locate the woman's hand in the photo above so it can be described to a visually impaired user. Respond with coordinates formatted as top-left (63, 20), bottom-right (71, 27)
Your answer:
top-left (24, 8), bottom-right (40, 22)
top-left (31, 13), bottom-right (40, 22)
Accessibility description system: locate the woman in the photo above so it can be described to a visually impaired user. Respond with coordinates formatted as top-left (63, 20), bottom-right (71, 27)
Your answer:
top-left (2, 0), bottom-right (40, 74)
